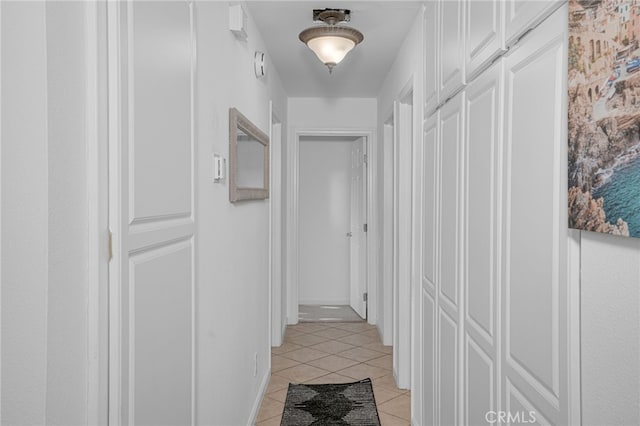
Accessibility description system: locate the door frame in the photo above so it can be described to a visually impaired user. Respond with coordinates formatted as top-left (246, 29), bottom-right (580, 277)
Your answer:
top-left (269, 102), bottom-right (285, 346)
top-left (286, 128), bottom-right (377, 325)
top-left (394, 82), bottom-right (415, 390)
top-left (380, 115), bottom-right (395, 346)
top-left (86, 1), bottom-right (110, 424)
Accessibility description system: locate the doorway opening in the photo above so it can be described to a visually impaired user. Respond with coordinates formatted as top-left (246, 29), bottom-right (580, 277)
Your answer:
top-left (286, 129), bottom-right (377, 328)
top-left (297, 135), bottom-right (367, 322)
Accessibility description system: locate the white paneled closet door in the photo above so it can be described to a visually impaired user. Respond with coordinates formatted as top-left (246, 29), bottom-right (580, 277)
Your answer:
top-left (437, 92), bottom-right (464, 426)
top-left (463, 59), bottom-right (503, 426)
top-left (108, 2), bottom-right (196, 425)
top-left (502, 5), bottom-right (568, 425)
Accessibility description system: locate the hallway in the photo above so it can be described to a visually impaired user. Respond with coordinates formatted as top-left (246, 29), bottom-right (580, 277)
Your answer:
top-left (256, 322), bottom-right (410, 426)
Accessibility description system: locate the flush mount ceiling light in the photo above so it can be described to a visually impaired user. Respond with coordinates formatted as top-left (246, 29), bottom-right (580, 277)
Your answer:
top-left (298, 8), bottom-right (364, 74)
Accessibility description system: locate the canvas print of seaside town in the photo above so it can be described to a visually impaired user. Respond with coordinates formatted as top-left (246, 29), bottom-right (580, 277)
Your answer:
top-left (569, 0), bottom-right (640, 238)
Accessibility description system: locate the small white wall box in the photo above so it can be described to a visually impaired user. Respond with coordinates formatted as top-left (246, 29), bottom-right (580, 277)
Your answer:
top-left (229, 5), bottom-right (247, 40)
top-left (213, 153), bottom-right (226, 182)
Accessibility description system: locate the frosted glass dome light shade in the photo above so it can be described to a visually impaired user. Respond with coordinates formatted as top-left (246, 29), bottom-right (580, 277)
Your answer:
top-left (307, 36), bottom-right (355, 65)
top-left (299, 25), bottom-right (363, 73)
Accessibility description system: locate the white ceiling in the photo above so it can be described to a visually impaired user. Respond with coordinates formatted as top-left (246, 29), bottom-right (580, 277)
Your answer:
top-left (246, 1), bottom-right (423, 98)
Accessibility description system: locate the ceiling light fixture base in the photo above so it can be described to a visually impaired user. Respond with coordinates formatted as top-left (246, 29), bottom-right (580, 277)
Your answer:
top-left (313, 9), bottom-right (351, 24)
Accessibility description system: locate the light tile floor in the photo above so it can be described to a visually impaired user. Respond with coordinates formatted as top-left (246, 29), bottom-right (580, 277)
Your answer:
top-left (256, 322), bottom-right (411, 426)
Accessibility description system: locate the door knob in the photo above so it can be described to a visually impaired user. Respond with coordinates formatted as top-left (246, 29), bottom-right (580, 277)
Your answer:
top-left (346, 232), bottom-right (353, 237)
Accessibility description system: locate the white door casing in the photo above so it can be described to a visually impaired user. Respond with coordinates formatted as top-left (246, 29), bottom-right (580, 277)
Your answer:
top-left (349, 138), bottom-right (367, 319)
top-left (107, 2), bottom-right (196, 424)
top-left (270, 104), bottom-right (285, 346)
top-left (287, 129), bottom-right (377, 325)
top-left (394, 97), bottom-right (413, 390)
top-left (381, 119), bottom-right (395, 346)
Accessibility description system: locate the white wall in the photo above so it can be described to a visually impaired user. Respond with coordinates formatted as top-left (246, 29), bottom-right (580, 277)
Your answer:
top-left (299, 138), bottom-right (353, 305)
top-left (581, 232), bottom-right (640, 426)
top-left (194, 2), bottom-right (287, 425)
top-left (1, 1), bottom-right (93, 424)
top-left (288, 97), bottom-right (377, 130)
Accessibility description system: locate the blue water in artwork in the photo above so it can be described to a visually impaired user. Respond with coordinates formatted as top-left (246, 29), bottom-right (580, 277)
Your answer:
top-left (592, 156), bottom-right (640, 238)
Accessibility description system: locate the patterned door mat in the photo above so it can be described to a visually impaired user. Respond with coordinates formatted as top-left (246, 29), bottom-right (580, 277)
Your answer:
top-left (280, 378), bottom-right (381, 425)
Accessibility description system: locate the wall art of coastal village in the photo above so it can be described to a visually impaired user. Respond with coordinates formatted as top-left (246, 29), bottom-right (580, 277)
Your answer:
top-left (569, 0), bottom-right (640, 238)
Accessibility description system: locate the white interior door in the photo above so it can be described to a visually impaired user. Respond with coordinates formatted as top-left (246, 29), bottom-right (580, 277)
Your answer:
top-left (502, 6), bottom-right (569, 424)
top-left (299, 139), bottom-right (352, 306)
top-left (108, 2), bottom-right (195, 425)
top-left (349, 137), bottom-right (367, 318)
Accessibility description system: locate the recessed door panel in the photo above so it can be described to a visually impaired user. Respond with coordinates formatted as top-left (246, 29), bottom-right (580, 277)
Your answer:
top-left (422, 289), bottom-right (436, 426)
top-left (440, 0), bottom-right (465, 101)
top-left (425, 1), bottom-right (439, 114)
top-left (466, 0), bottom-right (504, 79)
top-left (423, 114), bottom-right (439, 287)
top-left (466, 336), bottom-right (494, 426)
top-left (465, 62), bottom-right (501, 341)
top-left (505, 0), bottom-right (560, 47)
top-left (130, 1), bottom-right (192, 224)
top-left (439, 95), bottom-right (462, 309)
top-left (131, 242), bottom-right (193, 425)
top-left (439, 309), bottom-right (458, 426)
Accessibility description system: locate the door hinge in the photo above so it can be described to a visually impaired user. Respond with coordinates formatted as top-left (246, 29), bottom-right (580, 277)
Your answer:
top-left (363, 223), bottom-right (368, 232)
top-left (108, 230), bottom-right (113, 261)
top-left (363, 154), bottom-right (368, 165)
top-left (363, 292), bottom-right (368, 302)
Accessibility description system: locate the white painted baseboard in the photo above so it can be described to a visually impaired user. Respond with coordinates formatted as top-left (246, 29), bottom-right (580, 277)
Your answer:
top-left (247, 368), bottom-right (271, 426)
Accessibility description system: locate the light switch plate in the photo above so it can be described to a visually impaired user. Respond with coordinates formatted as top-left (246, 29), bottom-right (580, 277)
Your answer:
top-left (213, 153), bottom-right (226, 182)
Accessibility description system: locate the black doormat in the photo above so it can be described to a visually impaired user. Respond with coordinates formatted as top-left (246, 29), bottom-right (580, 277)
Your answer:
top-left (280, 378), bottom-right (381, 426)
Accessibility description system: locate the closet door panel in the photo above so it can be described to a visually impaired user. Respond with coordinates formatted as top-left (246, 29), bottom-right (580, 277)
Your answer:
top-left (422, 289), bottom-right (437, 425)
top-left (464, 59), bottom-right (503, 425)
top-left (502, 5), bottom-right (568, 424)
top-left (466, 0), bottom-right (505, 80)
top-left (423, 114), bottom-right (439, 287)
top-left (425, 1), bottom-right (439, 115)
top-left (437, 91), bottom-right (464, 426)
top-left (439, 94), bottom-right (463, 311)
top-left (504, 0), bottom-right (561, 47)
top-left (439, 0), bottom-right (465, 102)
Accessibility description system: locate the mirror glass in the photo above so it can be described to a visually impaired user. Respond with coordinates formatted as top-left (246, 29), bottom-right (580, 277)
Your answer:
top-left (229, 108), bottom-right (269, 202)
top-left (236, 129), bottom-right (266, 188)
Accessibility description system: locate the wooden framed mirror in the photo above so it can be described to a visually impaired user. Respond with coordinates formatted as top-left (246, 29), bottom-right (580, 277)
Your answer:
top-left (229, 108), bottom-right (270, 202)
